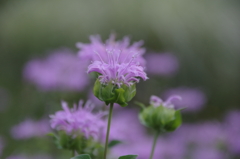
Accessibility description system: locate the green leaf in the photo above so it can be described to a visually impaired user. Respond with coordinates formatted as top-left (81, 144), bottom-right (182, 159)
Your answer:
top-left (71, 154), bottom-right (91, 159)
top-left (59, 131), bottom-right (69, 149)
top-left (93, 79), bottom-right (103, 101)
top-left (134, 101), bottom-right (146, 109)
top-left (115, 88), bottom-right (127, 107)
top-left (118, 155), bottom-right (138, 159)
top-left (108, 140), bottom-right (122, 148)
top-left (164, 110), bottom-right (182, 132)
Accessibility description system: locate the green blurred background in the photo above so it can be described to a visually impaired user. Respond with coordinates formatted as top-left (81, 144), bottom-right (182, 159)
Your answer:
top-left (0, 0), bottom-right (240, 158)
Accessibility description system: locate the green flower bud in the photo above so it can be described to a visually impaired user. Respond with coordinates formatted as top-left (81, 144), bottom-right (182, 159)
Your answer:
top-left (138, 95), bottom-right (182, 132)
top-left (93, 79), bottom-right (136, 107)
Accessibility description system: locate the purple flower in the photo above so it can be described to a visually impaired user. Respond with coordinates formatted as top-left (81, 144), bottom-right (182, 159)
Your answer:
top-left (191, 148), bottom-right (225, 159)
top-left (49, 100), bottom-right (106, 140)
top-left (109, 109), bottom-right (154, 159)
top-left (157, 138), bottom-right (186, 159)
top-left (77, 34), bottom-right (148, 87)
top-left (11, 119), bottom-right (50, 139)
top-left (6, 154), bottom-right (53, 159)
top-left (0, 137), bottom-right (4, 157)
top-left (145, 53), bottom-right (179, 76)
top-left (163, 87), bottom-right (207, 112)
top-left (224, 111), bottom-right (240, 154)
top-left (23, 48), bottom-right (89, 91)
top-left (150, 95), bottom-right (181, 108)
top-left (77, 34), bottom-right (146, 66)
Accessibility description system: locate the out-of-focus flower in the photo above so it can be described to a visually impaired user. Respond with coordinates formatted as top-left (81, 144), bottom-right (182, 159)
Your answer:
top-left (23, 48), bottom-right (89, 91)
top-left (163, 87), bottom-right (207, 112)
top-left (224, 111), bottom-right (240, 154)
top-left (0, 88), bottom-right (9, 111)
top-left (49, 100), bottom-right (106, 140)
top-left (77, 34), bottom-right (146, 66)
top-left (110, 109), bottom-right (155, 159)
top-left (0, 137), bottom-right (4, 157)
top-left (145, 53), bottom-right (179, 76)
top-left (6, 154), bottom-right (53, 159)
top-left (157, 137), bottom-right (186, 159)
top-left (110, 109), bottom-right (147, 142)
top-left (166, 122), bottom-right (227, 159)
top-left (11, 119), bottom-right (50, 139)
top-left (191, 148), bottom-right (225, 159)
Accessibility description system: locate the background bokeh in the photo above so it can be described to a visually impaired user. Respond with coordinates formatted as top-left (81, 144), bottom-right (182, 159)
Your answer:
top-left (0, 0), bottom-right (240, 159)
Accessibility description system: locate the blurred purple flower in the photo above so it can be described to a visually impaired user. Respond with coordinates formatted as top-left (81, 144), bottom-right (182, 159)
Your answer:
top-left (23, 48), bottom-right (89, 91)
top-left (163, 87), bottom-right (207, 112)
top-left (145, 53), bottom-right (179, 76)
top-left (0, 137), bottom-right (4, 157)
top-left (77, 34), bottom-right (146, 66)
top-left (50, 100), bottom-right (106, 140)
top-left (11, 119), bottom-right (50, 139)
top-left (191, 148), bottom-right (225, 159)
top-left (6, 154), bottom-right (53, 159)
top-left (157, 138), bottom-right (186, 159)
top-left (224, 111), bottom-right (240, 154)
top-left (110, 109), bottom-right (154, 159)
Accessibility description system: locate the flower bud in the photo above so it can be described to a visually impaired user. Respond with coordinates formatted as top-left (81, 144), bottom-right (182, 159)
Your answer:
top-left (93, 79), bottom-right (136, 107)
top-left (139, 95), bottom-right (182, 132)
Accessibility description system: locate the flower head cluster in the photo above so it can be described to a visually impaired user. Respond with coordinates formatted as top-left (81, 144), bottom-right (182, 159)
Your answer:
top-left (49, 100), bottom-right (106, 139)
top-left (77, 34), bottom-right (146, 66)
top-left (77, 34), bottom-right (148, 87)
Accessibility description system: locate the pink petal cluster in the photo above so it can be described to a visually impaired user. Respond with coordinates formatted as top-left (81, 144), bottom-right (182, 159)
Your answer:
top-left (23, 48), bottom-right (89, 91)
top-left (11, 119), bottom-right (50, 139)
top-left (77, 34), bottom-right (148, 87)
top-left (49, 100), bottom-right (106, 140)
top-left (77, 34), bottom-right (146, 66)
top-left (150, 95), bottom-right (181, 108)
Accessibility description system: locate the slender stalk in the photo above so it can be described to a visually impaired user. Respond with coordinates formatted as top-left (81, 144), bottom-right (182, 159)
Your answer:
top-left (149, 131), bottom-right (160, 159)
top-left (72, 150), bottom-right (75, 157)
top-left (103, 103), bottom-right (114, 159)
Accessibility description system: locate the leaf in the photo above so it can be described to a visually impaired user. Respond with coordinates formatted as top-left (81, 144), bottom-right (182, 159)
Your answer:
top-left (108, 140), bottom-right (122, 148)
top-left (71, 154), bottom-right (91, 159)
top-left (134, 101), bottom-right (146, 109)
top-left (118, 155), bottom-right (138, 159)
top-left (164, 110), bottom-right (182, 132)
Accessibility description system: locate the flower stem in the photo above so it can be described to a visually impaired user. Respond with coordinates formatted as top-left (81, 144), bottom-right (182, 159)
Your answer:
top-left (103, 103), bottom-right (114, 159)
top-left (149, 131), bottom-right (160, 159)
top-left (72, 150), bottom-right (75, 157)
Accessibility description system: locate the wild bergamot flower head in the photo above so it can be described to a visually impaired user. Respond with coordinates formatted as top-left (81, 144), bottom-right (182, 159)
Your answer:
top-left (77, 34), bottom-right (148, 107)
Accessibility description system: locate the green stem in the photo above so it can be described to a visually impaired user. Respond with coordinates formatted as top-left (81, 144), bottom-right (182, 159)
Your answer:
top-left (149, 131), bottom-right (160, 159)
top-left (103, 103), bottom-right (114, 159)
top-left (72, 150), bottom-right (75, 157)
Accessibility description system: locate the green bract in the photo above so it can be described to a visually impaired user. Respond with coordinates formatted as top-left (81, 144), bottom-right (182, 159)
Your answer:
top-left (48, 131), bottom-right (103, 158)
top-left (93, 79), bottom-right (136, 107)
top-left (139, 105), bottom-right (182, 132)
